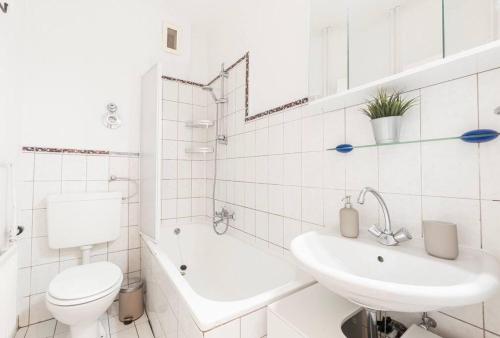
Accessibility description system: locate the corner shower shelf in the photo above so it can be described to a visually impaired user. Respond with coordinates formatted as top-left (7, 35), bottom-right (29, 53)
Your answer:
top-left (328, 129), bottom-right (499, 153)
top-left (185, 147), bottom-right (214, 154)
top-left (185, 120), bottom-right (215, 128)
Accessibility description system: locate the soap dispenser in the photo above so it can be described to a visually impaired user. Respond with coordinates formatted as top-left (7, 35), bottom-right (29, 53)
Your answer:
top-left (340, 196), bottom-right (359, 238)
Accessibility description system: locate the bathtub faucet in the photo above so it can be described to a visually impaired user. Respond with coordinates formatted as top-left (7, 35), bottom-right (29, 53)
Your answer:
top-left (213, 207), bottom-right (235, 235)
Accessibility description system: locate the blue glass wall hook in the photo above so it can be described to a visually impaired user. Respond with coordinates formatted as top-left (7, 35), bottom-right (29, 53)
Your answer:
top-left (460, 129), bottom-right (499, 143)
top-left (334, 144), bottom-right (353, 153)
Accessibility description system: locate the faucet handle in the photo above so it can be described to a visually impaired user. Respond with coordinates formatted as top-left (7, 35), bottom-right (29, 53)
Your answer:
top-left (394, 227), bottom-right (412, 243)
top-left (368, 225), bottom-right (383, 238)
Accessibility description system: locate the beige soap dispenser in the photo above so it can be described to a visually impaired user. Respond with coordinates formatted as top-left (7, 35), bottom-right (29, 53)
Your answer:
top-left (340, 196), bottom-right (359, 238)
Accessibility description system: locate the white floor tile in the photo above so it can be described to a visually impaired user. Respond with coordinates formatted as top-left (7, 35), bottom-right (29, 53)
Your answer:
top-left (109, 315), bottom-right (134, 334)
top-left (25, 319), bottom-right (56, 338)
top-left (14, 327), bottom-right (27, 338)
top-left (135, 322), bottom-right (154, 338)
top-left (111, 327), bottom-right (139, 338)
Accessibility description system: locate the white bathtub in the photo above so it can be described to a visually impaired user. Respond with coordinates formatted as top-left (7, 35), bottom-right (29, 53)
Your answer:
top-left (141, 222), bottom-right (313, 337)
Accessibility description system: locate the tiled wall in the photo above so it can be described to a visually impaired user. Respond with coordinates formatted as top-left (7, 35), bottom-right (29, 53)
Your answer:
top-left (209, 67), bottom-right (500, 337)
top-left (15, 151), bottom-right (141, 327)
top-left (160, 59), bottom-right (248, 225)
top-left (160, 80), bottom-right (210, 225)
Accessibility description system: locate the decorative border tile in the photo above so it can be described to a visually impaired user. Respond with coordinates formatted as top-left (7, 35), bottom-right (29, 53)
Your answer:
top-left (161, 52), bottom-right (307, 122)
top-left (22, 146), bottom-right (140, 157)
top-left (245, 97), bottom-right (309, 121)
top-left (160, 76), bottom-right (205, 87)
top-left (163, 53), bottom-right (250, 118)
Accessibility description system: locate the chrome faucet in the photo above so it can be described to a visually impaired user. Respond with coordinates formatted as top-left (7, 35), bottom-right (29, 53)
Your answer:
top-left (213, 207), bottom-right (235, 235)
top-left (357, 187), bottom-right (412, 246)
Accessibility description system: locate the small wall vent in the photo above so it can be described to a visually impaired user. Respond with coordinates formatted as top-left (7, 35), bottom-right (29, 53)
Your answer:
top-left (163, 23), bottom-right (180, 54)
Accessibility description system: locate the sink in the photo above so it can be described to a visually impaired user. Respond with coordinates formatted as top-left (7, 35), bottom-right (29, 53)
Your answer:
top-left (291, 231), bottom-right (500, 312)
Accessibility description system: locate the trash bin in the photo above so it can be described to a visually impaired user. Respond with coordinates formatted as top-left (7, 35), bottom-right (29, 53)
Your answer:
top-left (119, 281), bottom-right (144, 324)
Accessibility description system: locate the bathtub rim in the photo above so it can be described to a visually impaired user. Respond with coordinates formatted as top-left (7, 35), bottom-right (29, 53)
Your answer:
top-left (141, 222), bottom-right (314, 332)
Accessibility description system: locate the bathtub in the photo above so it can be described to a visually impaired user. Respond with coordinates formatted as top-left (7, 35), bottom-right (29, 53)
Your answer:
top-left (141, 222), bottom-right (313, 338)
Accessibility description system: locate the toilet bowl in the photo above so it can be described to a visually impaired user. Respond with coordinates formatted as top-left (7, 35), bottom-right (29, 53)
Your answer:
top-left (46, 262), bottom-right (123, 338)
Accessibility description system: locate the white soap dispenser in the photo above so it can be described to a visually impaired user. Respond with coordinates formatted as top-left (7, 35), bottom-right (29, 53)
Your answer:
top-left (340, 196), bottom-right (359, 238)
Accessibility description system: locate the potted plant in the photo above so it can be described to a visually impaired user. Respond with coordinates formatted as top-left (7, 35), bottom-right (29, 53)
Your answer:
top-left (361, 89), bottom-right (417, 144)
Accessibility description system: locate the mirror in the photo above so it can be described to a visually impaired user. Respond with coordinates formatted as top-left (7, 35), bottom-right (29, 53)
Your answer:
top-left (309, 0), bottom-right (500, 99)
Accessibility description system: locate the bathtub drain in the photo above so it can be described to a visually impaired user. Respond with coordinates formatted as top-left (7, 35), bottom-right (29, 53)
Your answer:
top-left (180, 264), bottom-right (187, 276)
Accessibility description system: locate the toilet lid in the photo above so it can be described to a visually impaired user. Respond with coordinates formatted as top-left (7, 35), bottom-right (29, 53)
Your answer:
top-left (48, 262), bottom-right (122, 302)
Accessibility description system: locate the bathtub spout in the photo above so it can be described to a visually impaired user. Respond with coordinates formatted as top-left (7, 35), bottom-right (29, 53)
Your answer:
top-left (213, 207), bottom-right (234, 235)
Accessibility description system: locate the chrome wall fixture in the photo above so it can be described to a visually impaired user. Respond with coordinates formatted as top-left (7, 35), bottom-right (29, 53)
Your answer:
top-left (103, 103), bottom-right (122, 129)
top-left (0, 2), bottom-right (8, 14)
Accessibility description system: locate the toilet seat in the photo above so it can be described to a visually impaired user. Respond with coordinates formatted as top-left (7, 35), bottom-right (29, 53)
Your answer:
top-left (47, 262), bottom-right (123, 306)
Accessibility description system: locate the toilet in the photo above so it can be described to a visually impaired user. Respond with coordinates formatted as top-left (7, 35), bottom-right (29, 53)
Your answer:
top-left (45, 192), bottom-right (123, 338)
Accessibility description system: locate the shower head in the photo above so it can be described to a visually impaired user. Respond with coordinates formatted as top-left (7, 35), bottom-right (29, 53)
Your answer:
top-left (202, 85), bottom-right (218, 102)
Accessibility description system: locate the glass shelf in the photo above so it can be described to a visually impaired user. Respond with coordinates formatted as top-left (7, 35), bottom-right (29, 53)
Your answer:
top-left (327, 130), bottom-right (499, 153)
top-left (185, 147), bottom-right (214, 154)
top-left (185, 120), bottom-right (215, 128)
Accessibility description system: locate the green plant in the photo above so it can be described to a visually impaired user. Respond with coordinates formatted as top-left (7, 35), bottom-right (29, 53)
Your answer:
top-left (361, 89), bottom-right (417, 120)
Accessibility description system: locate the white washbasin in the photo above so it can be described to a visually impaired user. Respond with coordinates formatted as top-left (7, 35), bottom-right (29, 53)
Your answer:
top-left (291, 231), bottom-right (500, 312)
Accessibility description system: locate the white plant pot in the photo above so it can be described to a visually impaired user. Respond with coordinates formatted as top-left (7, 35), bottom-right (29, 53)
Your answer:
top-left (370, 116), bottom-right (402, 144)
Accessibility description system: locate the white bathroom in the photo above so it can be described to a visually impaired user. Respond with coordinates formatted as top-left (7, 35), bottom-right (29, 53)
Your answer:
top-left (1, 0), bottom-right (500, 338)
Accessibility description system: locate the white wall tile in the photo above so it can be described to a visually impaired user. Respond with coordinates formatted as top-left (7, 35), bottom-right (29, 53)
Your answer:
top-left (62, 155), bottom-right (87, 181)
top-left (268, 214), bottom-right (284, 247)
top-left (379, 143), bottom-right (421, 195)
top-left (345, 104), bottom-right (374, 146)
top-left (283, 218), bottom-right (302, 249)
top-left (301, 187), bottom-right (323, 225)
top-left (32, 209), bottom-right (47, 237)
top-left (31, 237), bottom-right (59, 265)
top-left (255, 211), bottom-right (269, 241)
top-left (283, 120), bottom-right (302, 154)
top-left (178, 84), bottom-right (193, 104)
top-left (34, 154), bottom-right (62, 181)
top-left (399, 90), bottom-right (421, 142)
top-left (86, 155), bottom-right (109, 181)
top-left (421, 142), bottom-right (479, 199)
top-left (345, 147), bottom-right (378, 191)
top-left (422, 196), bottom-right (480, 248)
top-left (29, 294), bottom-right (52, 324)
top-left (30, 262), bottom-right (59, 294)
top-left (323, 151), bottom-right (345, 190)
top-left (268, 125), bottom-right (284, 155)
top-left (323, 189), bottom-right (346, 229)
top-left (163, 81), bottom-right (178, 101)
top-left (302, 115), bottom-right (323, 152)
top-left (478, 67), bottom-right (500, 130)
top-left (482, 200), bottom-right (500, 335)
top-left (283, 154), bottom-right (301, 186)
top-left (17, 152), bottom-right (35, 181)
top-left (163, 100), bottom-right (178, 121)
top-left (268, 155), bottom-right (283, 185)
top-left (283, 186), bottom-right (301, 220)
top-left (429, 312), bottom-right (483, 338)
top-left (421, 75), bottom-right (478, 139)
top-left (480, 141), bottom-right (500, 200)
top-left (255, 184), bottom-right (268, 212)
top-left (323, 109), bottom-right (345, 149)
top-left (109, 156), bottom-right (129, 178)
top-left (302, 152), bottom-right (323, 187)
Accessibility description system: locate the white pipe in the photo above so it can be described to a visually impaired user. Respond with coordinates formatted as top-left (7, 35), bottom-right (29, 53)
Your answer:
top-left (80, 245), bottom-right (92, 264)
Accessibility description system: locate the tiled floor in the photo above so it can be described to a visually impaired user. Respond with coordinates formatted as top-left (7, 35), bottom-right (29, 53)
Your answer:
top-left (14, 302), bottom-right (154, 338)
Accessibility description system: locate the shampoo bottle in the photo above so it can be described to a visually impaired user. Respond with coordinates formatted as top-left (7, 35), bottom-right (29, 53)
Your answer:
top-left (340, 196), bottom-right (359, 238)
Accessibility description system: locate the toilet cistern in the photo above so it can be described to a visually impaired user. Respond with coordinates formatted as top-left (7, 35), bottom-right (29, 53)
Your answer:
top-left (357, 187), bottom-right (412, 246)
